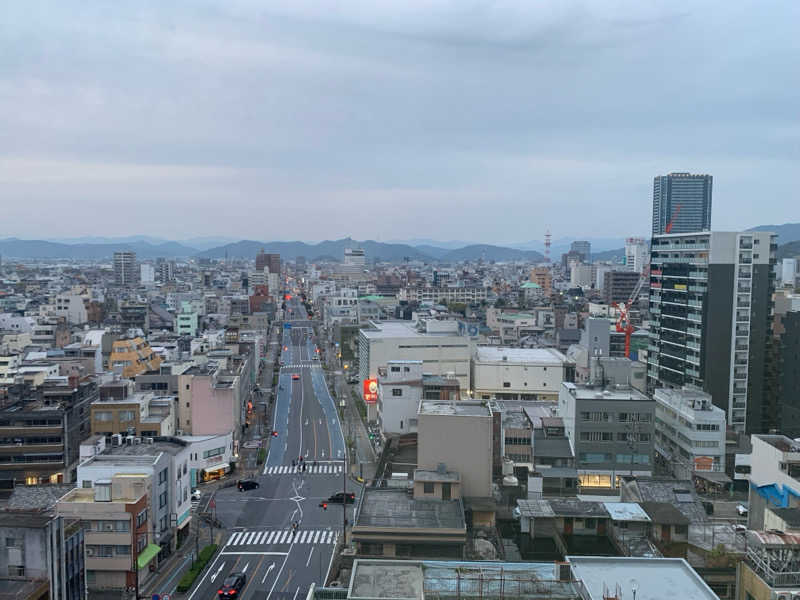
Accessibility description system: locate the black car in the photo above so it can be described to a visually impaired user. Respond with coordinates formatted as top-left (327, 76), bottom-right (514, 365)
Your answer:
top-left (238, 479), bottom-right (260, 491)
top-left (218, 572), bottom-right (246, 598)
top-left (327, 492), bottom-right (356, 504)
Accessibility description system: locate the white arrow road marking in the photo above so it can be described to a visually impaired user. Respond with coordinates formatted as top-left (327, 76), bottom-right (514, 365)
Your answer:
top-left (210, 562), bottom-right (226, 583)
top-left (262, 563), bottom-right (275, 583)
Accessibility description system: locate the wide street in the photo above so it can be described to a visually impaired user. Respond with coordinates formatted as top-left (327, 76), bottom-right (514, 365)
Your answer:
top-left (188, 296), bottom-right (352, 600)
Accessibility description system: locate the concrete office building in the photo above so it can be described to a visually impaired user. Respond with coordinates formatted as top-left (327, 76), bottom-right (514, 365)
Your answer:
top-left (559, 382), bottom-right (654, 491)
top-left (603, 270), bottom-right (642, 305)
top-left (358, 319), bottom-right (472, 394)
top-left (113, 251), bottom-right (139, 287)
top-left (417, 401), bottom-right (493, 499)
top-left (256, 251), bottom-right (281, 275)
top-left (746, 434), bottom-right (800, 530)
top-left (648, 231), bottom-right (777, 432)
top-left (781, 258), bottom-right (798, 287)
top-left (472, 346), bottom-right (574, 402)
top-left (652, 172), bottom-right (713, 236)
top-left (570, 241), bottom-right (591, 263)
top-left (652, 387), bottom-right (726, 479)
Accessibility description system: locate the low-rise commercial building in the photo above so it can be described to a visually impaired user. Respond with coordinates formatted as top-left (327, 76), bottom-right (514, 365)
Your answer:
top-left (653, 387), bottom-right (726, 479)
top-left (57, 474), bottom-right (152, 592)
top-left (90, 392), bottom-right (176, 438)
top-left (109, 337), bottom-right (162, 378)
top-left (472, 346), bottom-right (574, 402)
top-left (559, 382), bottom-right (655, 491)
top-left (358, 319), bottom-right (472, 403)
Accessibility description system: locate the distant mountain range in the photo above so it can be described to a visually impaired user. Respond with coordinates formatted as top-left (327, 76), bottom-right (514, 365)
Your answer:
top-left (1, 222), bottom-right (799, 262)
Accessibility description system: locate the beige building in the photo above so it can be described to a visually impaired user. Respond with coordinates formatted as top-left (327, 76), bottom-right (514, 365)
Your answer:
top-left (472, 346), bottom-right (574, 402)
top-left (57, 474), bottom-right (154, 592)
top-left (417, 400), bottom-right (493, 500)
top-left (109, 337), bottom-right (162, 378)
top-left (91, 392), bottom-right (176, 438)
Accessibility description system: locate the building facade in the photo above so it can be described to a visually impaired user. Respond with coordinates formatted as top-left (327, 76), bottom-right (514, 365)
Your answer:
top-left (472, 346), bottom-right (574, 402)
top-left (652, 387), bottom-right (726, 479)
top-left (559, 382), bottom-right (655, 491)
top-left (113, 251), bottom-right (139, 287)
top-left (648, 231), bottom-right (777, 432)
top-left (651, 172), bottom-right (713, 235)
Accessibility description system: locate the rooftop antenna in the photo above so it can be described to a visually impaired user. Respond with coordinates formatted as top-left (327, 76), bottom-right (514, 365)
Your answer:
top-left (544, 229), bottom-right (552, 263)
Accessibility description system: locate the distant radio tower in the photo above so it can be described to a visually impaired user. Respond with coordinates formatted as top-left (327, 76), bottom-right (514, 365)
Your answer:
top-left (544, 230), bottom-right (552, 263)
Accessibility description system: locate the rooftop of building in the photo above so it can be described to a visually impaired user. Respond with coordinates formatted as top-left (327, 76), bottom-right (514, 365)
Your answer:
top-left (59, 484), bottom-right (145, 504)
top-left (6, 484), bottom-right (76, 511)
top-left (603, 502), bottom-right (651, 523)
top-left (562, 382), bottom-right (650, 402)
top-left (566, 556), bottom-right (718, 600)
top-left (770, 507), bottom-right (800, 528)
top-left (0, 511), bottom-right (54, 528)
top-left (547, 498), bottom-right (609, 518)
top-left (418, 400), bottom-right (490, 418)
top-left (625, 478), bottom-right (707, 524)
top-left (475, 346), bottom-right (568, 364)
top-left (413, 469), bottom-right (459, 483)
top-left (355, 488), bottom-right (465, 530)
top-left (360, 320), bottom-right (462, 339)
top-left (754, 434), bottom-right (800, 453)
top-left (533, 437), bottom-right (574, 458)
top-left (100, 437), bottom-right (187, 457)
top-left (347, 559), bottom-right (576, 600)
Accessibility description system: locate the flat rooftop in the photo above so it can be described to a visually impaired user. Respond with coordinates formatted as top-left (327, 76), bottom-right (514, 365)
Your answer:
top-left (475, 346), bottom-right (568, 364)
top-left (562, 382), bottom-right (649, 402)
top-left (7, 484), bottom-right (75, 510)
top-left (603, 502), bottom-right (651, 522)
top-left (103, 439), bottom-right (186, 457)
top-left (360, 321), bottom-right (462, 339)
top-left (349, 559), bottom-right (577, 600)
top-left (755, 434), bottom-right (800, 453)
top-left (566, 556), bottom-right (718, 600)
top-left (355, 488), bottom-right (465, 530)
top-left (419, 400), bottom-right (490, 418)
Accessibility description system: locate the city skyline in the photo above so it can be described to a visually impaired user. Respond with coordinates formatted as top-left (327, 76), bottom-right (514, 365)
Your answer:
top-left (2, 1), bottom-right (798, 241)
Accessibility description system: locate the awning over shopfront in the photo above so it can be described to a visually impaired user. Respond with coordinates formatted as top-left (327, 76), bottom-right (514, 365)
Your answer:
top-left (203, 463), bottom-right (230, 474)
top-left (137, 543), bottom-right (161, 569)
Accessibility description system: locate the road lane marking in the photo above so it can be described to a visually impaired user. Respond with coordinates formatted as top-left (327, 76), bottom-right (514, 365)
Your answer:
top-left (312, 531), bottom-right (320, 543)
top-left (306, 547), bottom-right (314, 567)
top-left (243, 561), bottom-right (250, 573)
top-left (299, 530), bottom-right (308, 543)
top-left (210, 562), bottom-right (226, 582)
top-left (293, 587), bottom-right (301, 600)
top-left (228, 532), bottom-right (243, 546)
top-left (220, 551), bottom-right (288, 556)
top-left (266, 531), bottom-right (276, 544)
top-left (262, 562), bottom-right (275, 584)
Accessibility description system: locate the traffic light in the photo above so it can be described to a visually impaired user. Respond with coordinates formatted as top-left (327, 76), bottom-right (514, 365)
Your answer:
top-left (319, 502), bottom-right (328, 511)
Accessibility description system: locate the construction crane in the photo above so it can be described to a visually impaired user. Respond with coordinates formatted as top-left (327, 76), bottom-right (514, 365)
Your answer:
top-left (665, 203), bottom-right (681, 234)
top-left (612, 274), bottom-right (646, 358)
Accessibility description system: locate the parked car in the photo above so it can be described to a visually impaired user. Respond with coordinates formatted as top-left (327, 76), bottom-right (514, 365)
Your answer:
top-left (218, 572), bottom-right (246, 598)
top-left (191, 489), bottom-right (202, 501)
top-left (737, 503), bottom-right (749, 516)
top-left (327, 492), bottom-right (356, 504)
top-left (238, 479), bottom-right (260, 492)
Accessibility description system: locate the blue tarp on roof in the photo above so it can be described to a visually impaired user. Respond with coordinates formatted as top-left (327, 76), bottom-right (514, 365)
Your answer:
top-left (751, 482), bottom-right (800, 508)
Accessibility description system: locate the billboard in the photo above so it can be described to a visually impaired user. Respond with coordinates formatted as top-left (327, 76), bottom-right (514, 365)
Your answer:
top-left (694, 455), bottom-right (714, 471)
top-left (363, 379), bottom-right (378, 404)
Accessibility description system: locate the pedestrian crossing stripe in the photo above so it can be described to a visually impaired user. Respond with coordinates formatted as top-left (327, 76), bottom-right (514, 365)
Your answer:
top-left (226, 530), bottom-right (337, 546)
top-left (264, 465), bottom-right (343, 475)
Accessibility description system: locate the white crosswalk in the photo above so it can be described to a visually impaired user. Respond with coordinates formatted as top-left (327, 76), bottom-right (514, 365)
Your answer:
top-left (281, 363), bottom-right (315, 368)
top-left (264, 464), bottom-right (343, 475)
top-left (226, 529), bottom-right (338, 547)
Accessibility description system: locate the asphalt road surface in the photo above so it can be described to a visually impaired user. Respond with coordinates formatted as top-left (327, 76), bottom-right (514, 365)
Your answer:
top-left (188, 298), bottom-right (352, 600)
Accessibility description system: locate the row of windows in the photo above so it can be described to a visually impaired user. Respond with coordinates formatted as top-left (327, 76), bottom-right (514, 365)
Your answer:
top-left (579, 412), bottom-right (651, 423)
top-left (203, 447), bottom-right (225, 459)
top-left (505, 436), bottom-right (531, 446)
top-left (88, 545), bottom-right (130, 557)
top-left (580, 431), bottom-right (652, 442)
top-left (579, 452), bottom-right (650, 465)
top-left (88, 520), bottom-right (130, 532)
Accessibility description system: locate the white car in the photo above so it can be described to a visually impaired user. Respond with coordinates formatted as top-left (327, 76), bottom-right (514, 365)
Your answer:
top-left (736, 504), bottom-right (748, 516)
top-left (191, 490), bottom-right (202, 501)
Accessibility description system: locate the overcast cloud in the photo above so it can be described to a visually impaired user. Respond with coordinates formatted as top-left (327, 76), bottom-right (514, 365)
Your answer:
top-left (1, 1), bottom-right (798, 243)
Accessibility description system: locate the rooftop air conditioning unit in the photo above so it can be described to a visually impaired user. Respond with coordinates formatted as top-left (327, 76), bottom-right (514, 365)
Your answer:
top-left (86, 547), bottom-right (95, 557)
top-left (111, 434), bottom-right (123, 446)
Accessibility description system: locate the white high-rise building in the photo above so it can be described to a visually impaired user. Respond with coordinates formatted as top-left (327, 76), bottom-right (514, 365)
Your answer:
top-left (625, 237), bottom-right (648, 274)
top-left (781, 258), bottom-right (797, 287)
top-left (140, 263), bottom-right (155, 284)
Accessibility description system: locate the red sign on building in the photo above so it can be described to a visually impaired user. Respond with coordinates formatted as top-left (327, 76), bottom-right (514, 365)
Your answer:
top-left (363, 379), bottom-right (378, 404)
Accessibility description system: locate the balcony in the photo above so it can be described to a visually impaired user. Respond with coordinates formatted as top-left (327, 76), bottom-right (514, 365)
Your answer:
top-left (686, 368), bottom-right (700, 378)
top-left (738, 256), bottom-right (753, 264)
top-left (688, 299), bottom-right (702, 309)
top-left (689, 285), bottom-right (706, 293)
top-left (689, 271), bottom-right (708, 279)
top-left (687, 313), bottom-right (702, 323)
top-left (734, 370), bottom-right (748, 380)
top-left (686, 355), bottom-right (701, 366)
top-left (687, 341), bottom-right (700, 351)
top-left (686, 327), bottom-right (702, 336)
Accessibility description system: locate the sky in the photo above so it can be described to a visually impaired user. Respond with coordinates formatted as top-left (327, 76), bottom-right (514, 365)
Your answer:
top-left (1, 1), bottom-right (798, 244)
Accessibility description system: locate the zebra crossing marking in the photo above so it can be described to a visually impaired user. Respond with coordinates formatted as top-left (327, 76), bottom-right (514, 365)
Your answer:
top-left (264, 464), bottom-right (343, 475)
top-left (225, 529), bottom-right (338, 547)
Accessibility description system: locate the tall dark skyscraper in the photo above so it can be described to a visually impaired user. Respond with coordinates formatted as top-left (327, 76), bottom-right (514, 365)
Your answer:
top-left (652, 172), bottom-right (713, 235)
